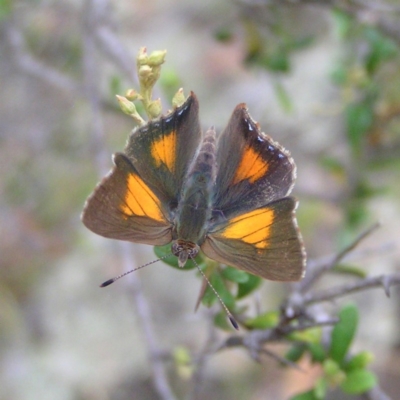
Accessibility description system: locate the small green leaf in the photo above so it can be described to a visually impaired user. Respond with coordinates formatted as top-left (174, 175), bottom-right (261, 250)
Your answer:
top-left (214, 27), bottom-right (233, 43)
top-left (213, 310), bottom-right (233, 331)
top-left (329, 304), bottom-right (359, 364)
top-left (289, 327), bottom-right (322, 344)
top-left (245, 311), bottom-right (279, 330)
top-left (265, 48), bottom-right (290, 73)
top-left (323, 359), bottom-right (346, 386)
top-left (221, 266), bottom-right (249, 283)
top-left (290, 389), bottom-right (318, 400)
top-left (330, 64), bottom-right (348, 86)
top-left (173, 345), bottom-right (191, 366)
top-left (364, 27), bottom-right (398, 75)
top-left (340, 369), bottom-right (377, 394)
top-left (345, 351), bottom-right (374, 371)
top-left (332, 9), bottom-right (354, 39)
top-left (237, 274), bottom-right (262, 299)
top-left (285, 344), bottom-right (306, 363)
top-left (275, 82), bottom-right (293, 113)
top-left (202, 272), bottom-right (235, 309)
top-left (346, 201), bottom-right (370, 229)
top-left (313, 377), bottom-right (327, 399)
top-left (0, 0), bottom-right (12, 21)
top-left (308, 343), bottom-right (326, 363)
top-left (331, 264), bottom-right (367, 278)
top-left (346, 102), bottom-right (374, 154)
top-left (323, 359), bottom-right (341, 377)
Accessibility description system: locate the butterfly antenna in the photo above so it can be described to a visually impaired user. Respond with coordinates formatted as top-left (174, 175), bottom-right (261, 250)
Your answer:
top-left (191, 257), bottom-right (239, 330)
top-left (100, 254), bottom-right (170, 287)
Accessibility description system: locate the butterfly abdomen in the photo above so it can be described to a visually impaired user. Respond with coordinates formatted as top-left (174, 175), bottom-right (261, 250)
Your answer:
top-left (174, 128), bottom-right (217, 243)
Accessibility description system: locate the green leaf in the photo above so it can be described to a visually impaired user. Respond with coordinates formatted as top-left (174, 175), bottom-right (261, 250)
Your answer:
top-left (346, 201), bottom-right (370, 229)
top-left (332, 9), bottom-right (354, 39)
top-left (330, 64), bottom-right (348, 86)
top-left (285, 344), bottom-right (306, 363)
top-left (346, 102), bottom-right (374, 154)
top-left (202, 271), bottom-right (235, 309)
top-left (245, 311), bottom-right (279, 330)
top-left (213, 310), bottom-right (233, 331)
top-left (214, 27), bottom-right (233, 43)
top-left (329, 304), bottom-right (359, 364)
top-left (307, 343), bottom-right (326, 363)
top-left (364, 27), bottom-right (398, 75)
top-left (0, 0), bottom-right (12, 21)
top-left (265, 48), bottom-right (290, 73)
top-left (323, 359), bottom-right (346, 386)
top-left (313, 377), bottom-right (327, 399)
top-left (289, 327), bottom-right (322, 344)
top-left (236, 274), bottom-right (262, 299)
top-left (331, 264), bottom-right (367, 278)
top-left (290, 389), bottom-right (318, 400)
top-left (345, 351), bottom-right (374, 371)
top-left (340, 369), bottom-right (377, 394)
top-left (221, 266), bottom-right (249, 283)
top-left (275, 82), bottom-right (293, 113)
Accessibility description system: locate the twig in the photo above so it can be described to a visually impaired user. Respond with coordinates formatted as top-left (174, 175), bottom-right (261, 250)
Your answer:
top-left (304, 273), bottom-right (400, 305)
top-left (260, 347), bottom-right (304, 370)
top-left (221, 318), bottom-right (338, 353)
top-left (298, 222), bottom-right (381, 293)
top-left (119, 242), bottom-right (177, 400)
top-left (188, 311), bottom-right (219, 400)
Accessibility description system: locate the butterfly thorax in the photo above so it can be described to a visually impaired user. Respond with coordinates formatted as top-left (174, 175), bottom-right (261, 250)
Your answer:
top-left (172, 128), bottom-right (217, 265)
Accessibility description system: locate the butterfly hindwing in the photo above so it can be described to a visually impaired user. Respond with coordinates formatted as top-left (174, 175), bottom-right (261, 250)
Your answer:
top-left (202, 197), bottom-right (305, 281)
top-left (82, 153), bottom-right (173, 245)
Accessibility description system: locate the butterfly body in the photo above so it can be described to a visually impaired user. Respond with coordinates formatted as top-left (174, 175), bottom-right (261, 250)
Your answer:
top-left (82, 92), bottom-right (306, 281)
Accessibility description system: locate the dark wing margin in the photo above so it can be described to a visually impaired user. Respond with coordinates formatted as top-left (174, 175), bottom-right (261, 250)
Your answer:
top-left (213, 103), bottom-right (296, 219)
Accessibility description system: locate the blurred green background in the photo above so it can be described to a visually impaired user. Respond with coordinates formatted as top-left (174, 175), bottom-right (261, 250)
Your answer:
top-left (1, 1), bottom-right (400, 399)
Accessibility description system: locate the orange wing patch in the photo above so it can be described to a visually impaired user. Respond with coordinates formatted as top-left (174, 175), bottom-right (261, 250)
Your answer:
top-left (121, 173), bottom-right (165, 221)
top-left (221, 208), bottom-right (274, 249)
top-left (150, 130), bottom-right (177, 172)
top-left (233, 145), bottom-right (269, 184)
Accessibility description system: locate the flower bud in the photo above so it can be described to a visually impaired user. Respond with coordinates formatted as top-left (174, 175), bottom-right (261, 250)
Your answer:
top-left (116, 95), bottom-right (136, 115)
top-left (172, 88), bottom-right (185, 107)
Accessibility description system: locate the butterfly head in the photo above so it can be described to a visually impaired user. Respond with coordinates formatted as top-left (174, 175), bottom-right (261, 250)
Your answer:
top-left (172, 239), bottom-right (199, 268)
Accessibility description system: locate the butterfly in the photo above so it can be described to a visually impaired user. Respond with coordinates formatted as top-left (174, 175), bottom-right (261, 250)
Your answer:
top-left (82, 92), bottom-right (306, 290)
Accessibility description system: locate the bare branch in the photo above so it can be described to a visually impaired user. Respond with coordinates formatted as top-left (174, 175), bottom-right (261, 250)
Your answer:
top-left (188, 312), bottom-right (219, 400)
top-left (119, 242), bottom-right (177, 400)
top-left (298, 222), bottom-right (381, 293)
top-left (220, 318), bottom-right (338, 353)
top-left (304, 273), bottom-right (400, 305)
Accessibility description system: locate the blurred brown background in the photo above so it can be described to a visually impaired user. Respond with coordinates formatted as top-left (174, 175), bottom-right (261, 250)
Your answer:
top-left (1, 1), bottom-right (400, 399)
